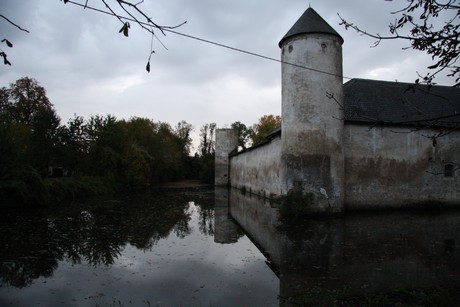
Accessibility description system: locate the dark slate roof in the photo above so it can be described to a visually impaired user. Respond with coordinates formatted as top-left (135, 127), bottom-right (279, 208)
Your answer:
top-left (279, 7), bottom-right (344, 47)
top-left (343, 79), bottom-right (460, 128)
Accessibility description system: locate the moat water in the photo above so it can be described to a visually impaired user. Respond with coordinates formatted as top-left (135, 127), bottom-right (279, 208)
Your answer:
top-left (1, 187), bottom-right (459, 306)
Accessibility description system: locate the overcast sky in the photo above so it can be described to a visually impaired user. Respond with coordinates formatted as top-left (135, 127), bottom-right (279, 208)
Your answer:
top-left (1, 0), bottom-right (456, 152)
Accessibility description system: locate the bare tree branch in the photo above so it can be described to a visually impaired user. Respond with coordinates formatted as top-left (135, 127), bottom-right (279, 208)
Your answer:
top-left (63, 0), bottom-right (187, 72)
top-left (338, 0), bottom-right (460, 86)
top-left (1, 15), bottom-right (29, 66)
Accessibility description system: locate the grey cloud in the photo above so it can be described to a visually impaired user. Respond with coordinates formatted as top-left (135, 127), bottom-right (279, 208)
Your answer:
top-left (0, 0), bottom-right (454, 144)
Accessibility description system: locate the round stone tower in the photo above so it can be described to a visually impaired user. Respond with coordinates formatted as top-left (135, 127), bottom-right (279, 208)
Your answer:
top-left (279, 7), bottom-right (345, 212)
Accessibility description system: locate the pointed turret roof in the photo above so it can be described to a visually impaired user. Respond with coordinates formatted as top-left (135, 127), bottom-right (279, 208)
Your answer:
top-left (279, 7), bottom-right (344, 47)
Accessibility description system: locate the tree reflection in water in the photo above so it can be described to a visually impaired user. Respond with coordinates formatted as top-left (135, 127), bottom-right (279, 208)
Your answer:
top-left (0, 211), bottom-right (59, 289)
top-left (6, 187), bottom-right (456, 305)
top-left (0, 192), bottom-right (197, 289)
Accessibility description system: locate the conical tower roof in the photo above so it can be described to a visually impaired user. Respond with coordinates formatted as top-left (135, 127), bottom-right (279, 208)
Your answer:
top-left (279, 7), bottom-right (344, 47)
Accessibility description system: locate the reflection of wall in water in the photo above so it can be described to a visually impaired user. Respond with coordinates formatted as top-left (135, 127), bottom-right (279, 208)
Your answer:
top-left (226, 188), bottom-right (460, 300)
top-left (214, 187), bottom-right (240, 244)
top-left (227, 188), bottom-right (283, 268)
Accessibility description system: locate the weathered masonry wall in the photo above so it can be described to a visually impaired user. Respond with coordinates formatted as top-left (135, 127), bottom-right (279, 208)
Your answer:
top-left (344, 124), bottom-right (460, 209)
top-left (280, 33), bottom-right (344, 212)
top-left (229, 135), bottom-right (282, 197)
top-left (215, 7), bottom-right (460, 210)
top-left (215, 129), bottom-right (238, 186)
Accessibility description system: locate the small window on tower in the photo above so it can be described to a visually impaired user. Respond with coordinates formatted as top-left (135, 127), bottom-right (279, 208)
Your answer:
top-left (444, 164), bottom-right (454, 178)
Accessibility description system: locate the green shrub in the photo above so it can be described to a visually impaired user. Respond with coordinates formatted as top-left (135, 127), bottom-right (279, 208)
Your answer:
top-left (0, 172), bottom-right (114, 207)
top-left (44, 176), bottom-right (114, 204)
top-left (0, 167), bottom-right (48, 206)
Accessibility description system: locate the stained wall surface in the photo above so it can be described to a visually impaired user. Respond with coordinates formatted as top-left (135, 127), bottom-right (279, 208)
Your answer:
top-left (229, 136), bottom-right (282, 197)
top-left (344, 124), bottom-right (460, 209)
top-left (280, 33), bottom-right (344, 212)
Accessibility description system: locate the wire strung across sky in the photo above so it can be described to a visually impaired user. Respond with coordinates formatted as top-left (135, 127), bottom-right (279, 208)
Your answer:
top-left (65, 0), bottom-right (354, 80)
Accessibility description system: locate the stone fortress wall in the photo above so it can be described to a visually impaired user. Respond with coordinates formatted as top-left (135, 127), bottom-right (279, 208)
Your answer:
top-left (215, 7), bottom-right (460, 212)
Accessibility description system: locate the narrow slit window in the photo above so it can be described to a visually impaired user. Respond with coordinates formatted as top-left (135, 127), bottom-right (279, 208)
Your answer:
top-left (444, 164), bottom-right (454, 178)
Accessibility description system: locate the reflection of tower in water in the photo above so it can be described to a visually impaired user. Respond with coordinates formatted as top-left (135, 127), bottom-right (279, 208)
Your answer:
top-left (226, 187), bottom-right (460, 304)
top-left (214, 187), bottom-right (240, 244)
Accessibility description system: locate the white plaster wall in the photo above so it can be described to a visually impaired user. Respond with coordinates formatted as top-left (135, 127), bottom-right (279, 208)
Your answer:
top-left (229, 136), bottom-right (282, 196)
top-left (344, 123), bottom-right (460, 209)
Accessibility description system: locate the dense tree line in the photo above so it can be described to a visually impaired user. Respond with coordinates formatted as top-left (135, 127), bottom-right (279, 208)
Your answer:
top-left (0, 77), bottom-right (212, 206)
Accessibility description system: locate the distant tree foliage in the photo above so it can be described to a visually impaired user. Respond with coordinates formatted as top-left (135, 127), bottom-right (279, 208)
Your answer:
top-left (0, 77), bottom-right (203, 206)
top-left (339, 0), bottom-right (460, 86)
top-left (250, 115), bottom-right (281, 146)
top-left (231, 121), bottom-right (251, 150)
top-left (0, 77), bottom-right (53, 126)
top-left (175, 120), bottom-right (193, 155)
top-left (198, 122), bottom-right (216, 156)
top-left (196, 122), bottom-right (217, 184)
top-left (0, 77), bottom-right (60, 176)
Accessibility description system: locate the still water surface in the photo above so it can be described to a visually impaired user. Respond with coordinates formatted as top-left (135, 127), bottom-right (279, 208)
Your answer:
top-left (0, 189), bottom-right (278, 306)
top-left (1, 187), bottom-right (459, 306)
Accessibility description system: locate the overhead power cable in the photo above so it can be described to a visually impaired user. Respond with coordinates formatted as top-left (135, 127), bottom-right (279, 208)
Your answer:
top-left (164, 28), bottom-right (353, 80)
top-left (65, 0), bottom-right (353, 80)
